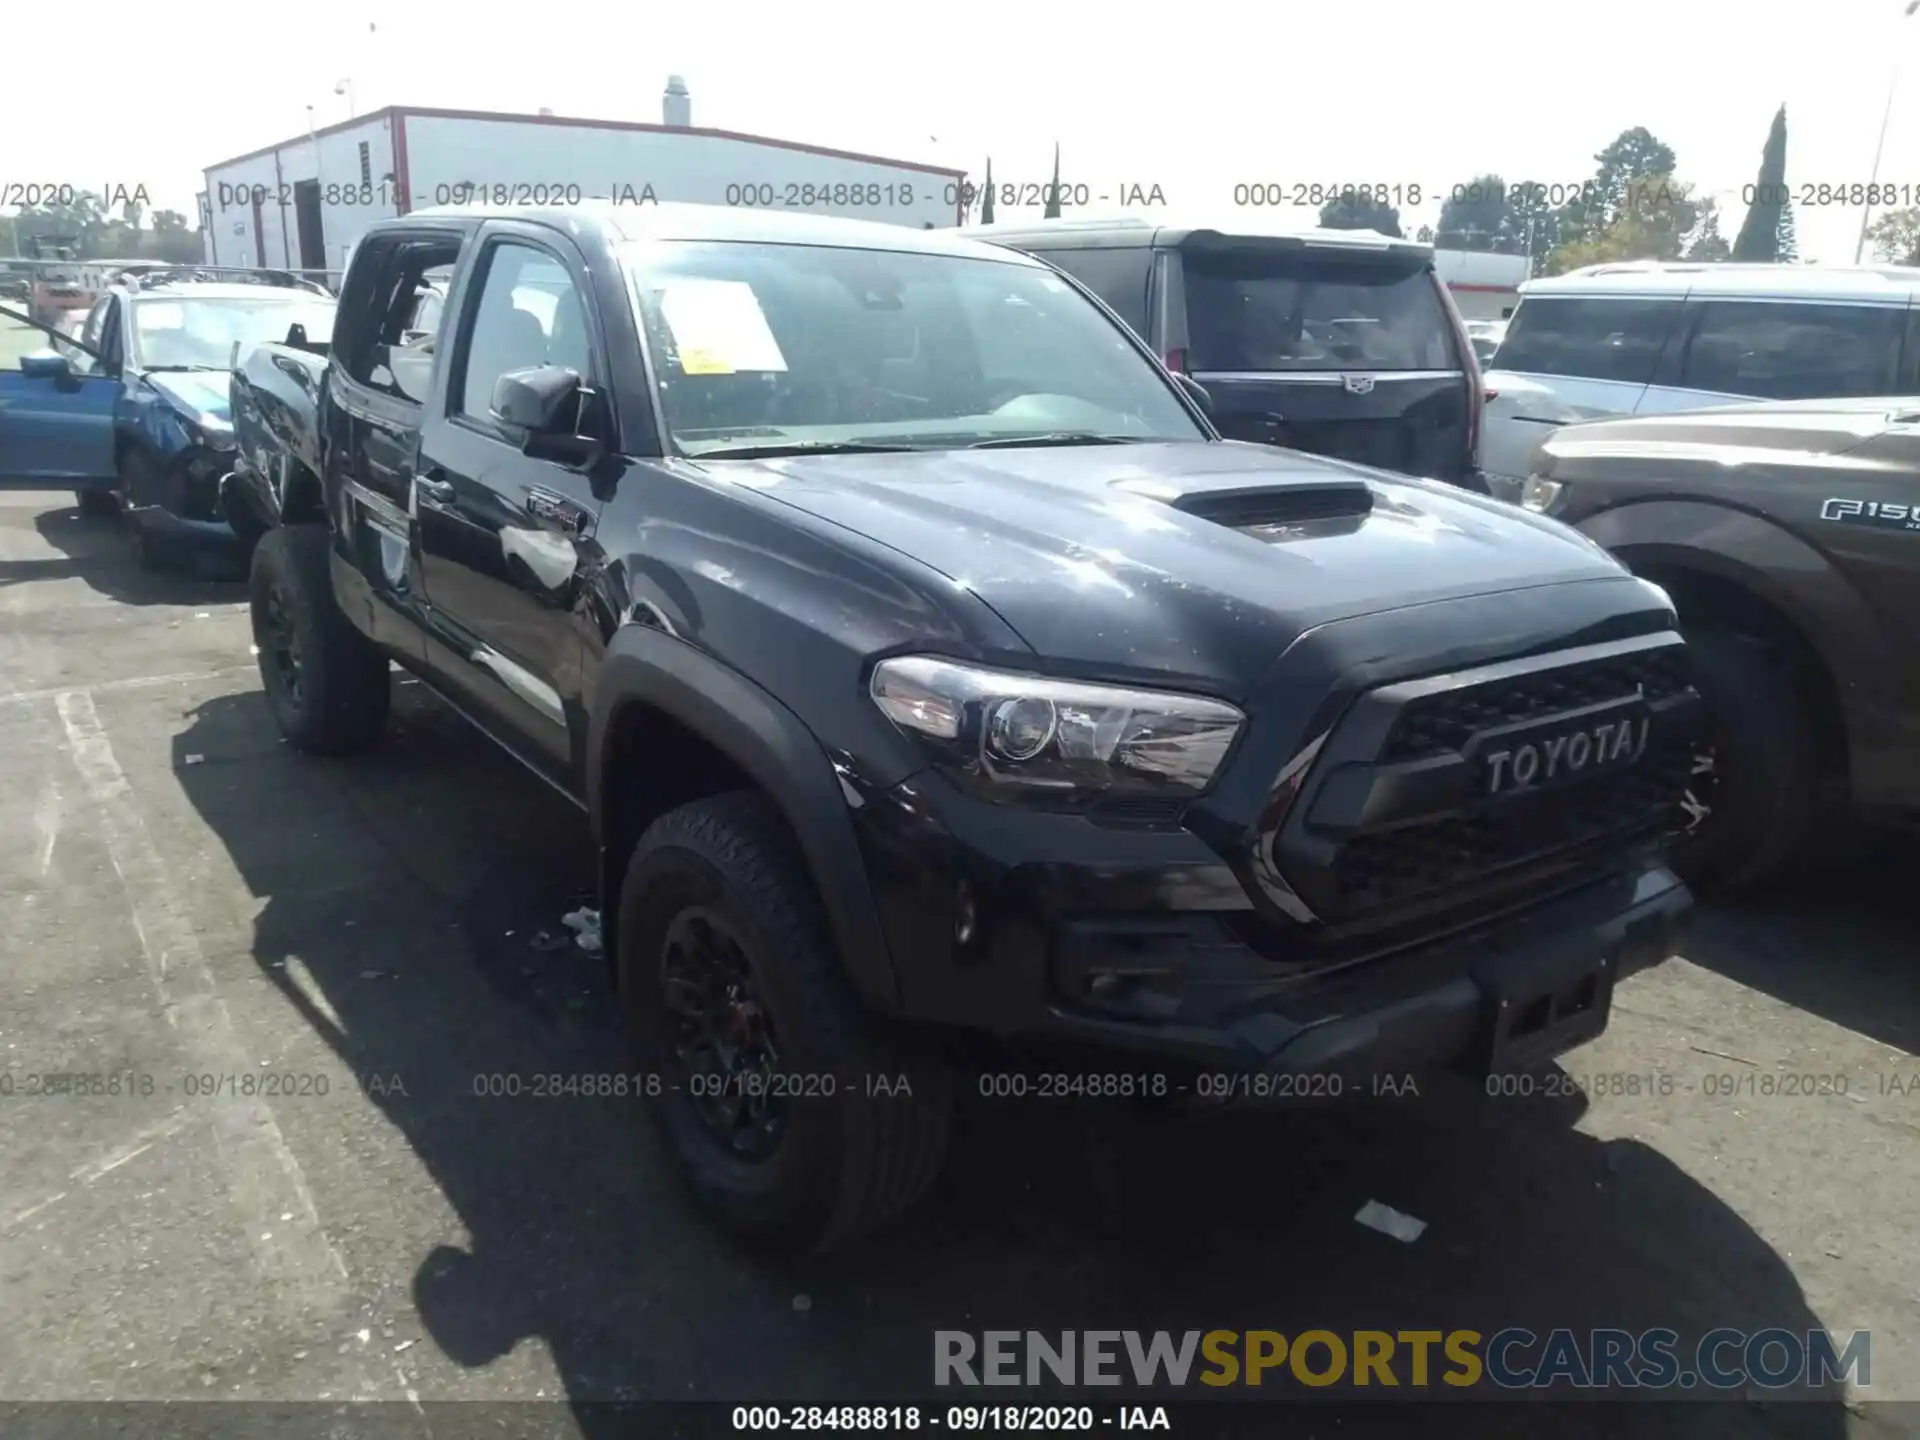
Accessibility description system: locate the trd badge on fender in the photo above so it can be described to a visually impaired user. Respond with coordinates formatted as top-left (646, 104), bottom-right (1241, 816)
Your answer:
top-left (1485, 715), bottom-right (1650, 796)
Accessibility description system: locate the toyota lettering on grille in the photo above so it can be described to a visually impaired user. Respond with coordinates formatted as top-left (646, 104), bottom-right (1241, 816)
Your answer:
top-left (1485, 715), bottom-right (1650, 796)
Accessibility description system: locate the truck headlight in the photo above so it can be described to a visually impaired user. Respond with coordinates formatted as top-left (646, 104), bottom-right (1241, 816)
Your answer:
top-left (870, 656), bottom-right (1245, 806)
top-left (1519, 474), bottom-right (1565, 514)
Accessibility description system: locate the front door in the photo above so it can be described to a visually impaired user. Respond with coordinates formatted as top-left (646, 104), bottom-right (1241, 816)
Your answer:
top-left (0, 305), bottom-right (118, 489)
top-left (413, 226), bottom-right (606, 785)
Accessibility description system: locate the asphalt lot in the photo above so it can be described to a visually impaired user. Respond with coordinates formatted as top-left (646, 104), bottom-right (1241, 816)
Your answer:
top-left (1, 487), bottom-right (1916, 1437)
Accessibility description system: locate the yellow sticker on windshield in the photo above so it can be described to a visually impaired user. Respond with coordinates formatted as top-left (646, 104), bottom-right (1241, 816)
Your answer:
top-left (657, 279), bottom-right (787, 376)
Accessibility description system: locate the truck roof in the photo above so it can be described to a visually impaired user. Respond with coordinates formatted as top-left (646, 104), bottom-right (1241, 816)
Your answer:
top-left (394, 201), bottom-right (1043, 263)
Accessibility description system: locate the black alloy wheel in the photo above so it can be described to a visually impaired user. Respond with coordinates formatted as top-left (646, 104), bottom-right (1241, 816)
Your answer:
top-left (659, 904), bottom-right (786, 1160)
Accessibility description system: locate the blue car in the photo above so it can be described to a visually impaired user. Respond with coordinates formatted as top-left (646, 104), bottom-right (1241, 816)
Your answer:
top-left (1, 273), bottom-right (335, 570)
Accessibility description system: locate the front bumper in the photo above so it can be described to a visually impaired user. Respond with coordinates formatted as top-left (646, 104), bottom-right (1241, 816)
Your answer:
top-left (854, 770), bottom-right (1690, 1080)
top-left (122, 450), bottom-right (242, 558)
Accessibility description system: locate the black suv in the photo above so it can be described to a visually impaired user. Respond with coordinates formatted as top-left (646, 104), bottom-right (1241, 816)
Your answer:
top-left (1525, 397), bottom-right (1920, 892)
top-left (229, 202), bottom-right (1698, 1253)
top-left (978, 217), bottom-right (1489, 491)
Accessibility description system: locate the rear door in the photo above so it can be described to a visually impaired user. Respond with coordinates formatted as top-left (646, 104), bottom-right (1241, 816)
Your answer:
top-left (1480, 294), bottom-right (1683, 482)
top-left (1172, 237), bottom-right (1474, 481)
top-left (0, 305), bottom-right (118, 489)
top-left (1649, 297), bottom-right (1909, 415)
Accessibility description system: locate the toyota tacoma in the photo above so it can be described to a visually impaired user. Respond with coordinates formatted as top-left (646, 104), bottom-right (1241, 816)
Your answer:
top-left (226, 202), bottom-right (1701, 1253)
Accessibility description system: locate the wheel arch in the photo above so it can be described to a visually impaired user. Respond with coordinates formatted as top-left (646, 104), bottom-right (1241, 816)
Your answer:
top-left (1578, 501), bottom-right (1870, 783)
top-left (588, 626), bottom-right (900, 1012)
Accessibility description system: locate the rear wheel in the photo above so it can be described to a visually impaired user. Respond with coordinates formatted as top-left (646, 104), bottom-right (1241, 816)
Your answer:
top-left (249, 525), bottom-right (390, 754)
top-left (1670, 628), bottom-right (1817, 896)
top-left (618, 792), bottom-right (951, 1253)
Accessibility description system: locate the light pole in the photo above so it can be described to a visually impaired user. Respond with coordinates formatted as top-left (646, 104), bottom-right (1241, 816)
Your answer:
top-left (1855, 0), bottom-right (1920, 263)
top-left (335, 78), bottom-right (356, 119)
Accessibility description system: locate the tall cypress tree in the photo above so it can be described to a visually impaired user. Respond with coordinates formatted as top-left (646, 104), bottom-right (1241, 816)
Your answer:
top-left (979, 159), bottom-right (995, 225)
top-left (1776, 200), bottom-right (1799, 261)
top-left (1043, 143), bottom-right (1062, 219)
top-left (1732, 105), bottom-right (1789, 262)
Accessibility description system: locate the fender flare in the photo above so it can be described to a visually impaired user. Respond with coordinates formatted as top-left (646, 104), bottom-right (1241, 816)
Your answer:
top-left (587, 626), bottom-right (900, 1011)
top-left (1576, 498), bottom-right (1894, 712)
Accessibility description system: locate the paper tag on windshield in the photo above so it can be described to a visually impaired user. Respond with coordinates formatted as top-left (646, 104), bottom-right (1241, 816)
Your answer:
top-left (657, 279), bottom-right (787, 376)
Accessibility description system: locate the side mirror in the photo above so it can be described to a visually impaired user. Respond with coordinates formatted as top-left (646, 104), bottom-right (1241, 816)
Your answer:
top-left (21, 351), bottom-right (75, 382)
top-left (492, 365), bottom-right (602, 465)
top-left (493, 365), bottom-right (581, 432)
top-left (1172, 371), bottom-right (1214, 417)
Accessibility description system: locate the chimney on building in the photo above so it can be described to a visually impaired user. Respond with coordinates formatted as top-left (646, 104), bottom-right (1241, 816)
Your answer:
top-left (663, 75), bottom-right (691, 128)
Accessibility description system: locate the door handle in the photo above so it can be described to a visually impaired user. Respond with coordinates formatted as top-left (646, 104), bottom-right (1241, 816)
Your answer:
top-left (415, 469), bottom-right (456, 504)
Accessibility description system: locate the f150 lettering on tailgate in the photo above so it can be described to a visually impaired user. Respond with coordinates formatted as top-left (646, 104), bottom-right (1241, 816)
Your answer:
top-left (1485, 716), bottom-right (1650, 795)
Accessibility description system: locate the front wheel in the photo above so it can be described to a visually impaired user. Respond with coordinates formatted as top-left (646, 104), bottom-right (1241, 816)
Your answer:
top-left (617, 792), bottom-right (952, 1253)
top-left (249, 525), bottom-right (390, 754)
top-left (1669, 628), bottom-right (1817, 896)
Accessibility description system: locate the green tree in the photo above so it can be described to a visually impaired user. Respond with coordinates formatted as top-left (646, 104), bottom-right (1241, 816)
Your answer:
top-left (1545, 174), bottom-right (1703, 274)
top-left (1500, 182), bottom-right (1562, 262)
top-left (978, 158), bottom-right (995, 225)
top-left (1865, 205), bottom-right (1920, 264)
top-left (1415, 223), bottom-right (1435, 243)
top-left (1732, 105), bottom-right (1789, 261)
top-left (1686, 200), bottom-right (1732, 261)
top-left (1317, 191), bottom-right (1402, 237)
top-left (1560, 127), bottom-right (1678, 246)
top-left (1042, 143), bottom-right (1062, 220)
top-left (1436, 173), bottom-right (1510, 252)
top-left (1775, 200), bottom-right (1799, 261)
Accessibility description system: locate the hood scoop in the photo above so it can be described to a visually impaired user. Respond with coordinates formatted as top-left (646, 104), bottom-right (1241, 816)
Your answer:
top-left (1165, 480), bottom-right (1376, 530)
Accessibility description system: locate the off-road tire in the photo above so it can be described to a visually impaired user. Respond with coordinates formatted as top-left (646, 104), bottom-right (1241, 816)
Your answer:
top-left (618, 791), bottom-right (951, 1253)
top-left (1671, 627), bottom-right (1818, 896)
top-left (249, 525), bottom-right (390, 754)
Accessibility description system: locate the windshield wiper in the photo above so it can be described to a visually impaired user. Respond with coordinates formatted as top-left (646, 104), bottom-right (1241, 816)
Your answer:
top-left (141, 364), bottom-right (226, 373)
top-left (690, 440), bottom-right (919, 460)
top-left (967, 432), bottom-right (1145, 449)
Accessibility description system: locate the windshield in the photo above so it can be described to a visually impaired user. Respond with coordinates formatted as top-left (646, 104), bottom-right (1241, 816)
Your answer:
top-left (1182, 251), bottom-right (1458, 373)
top-left (618, 241), bottom-right (1205, 457)
top-left (133, 295), bottom-right (337, 370)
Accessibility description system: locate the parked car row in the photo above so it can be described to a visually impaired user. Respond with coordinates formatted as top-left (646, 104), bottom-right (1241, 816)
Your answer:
top-left (0, 201), bottom-right (1911, 1258)
top-left (1481, 259), bottom-right (1920, 495)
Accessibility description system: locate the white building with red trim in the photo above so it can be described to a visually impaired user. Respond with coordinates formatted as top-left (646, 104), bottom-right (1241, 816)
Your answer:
top-left (200, 84), bottom-right (967, 273)
top-left (1432, 247), bottom-right (1531, 322)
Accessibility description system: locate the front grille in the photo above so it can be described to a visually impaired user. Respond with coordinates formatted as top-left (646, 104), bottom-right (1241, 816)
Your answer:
top-left (1384, 646), bottom-right (1691, 763)
top-left (1267, 638), bottom-right (1701, 925)
top-left (1331, 739), bottom-right (1693, 911)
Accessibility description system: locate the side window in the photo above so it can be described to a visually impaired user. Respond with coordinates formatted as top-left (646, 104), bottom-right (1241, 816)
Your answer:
top-left (454, 241), bottom-right (589, 422)
top-left (1679, 301), bottom-right (1906, 401)
top-left (1493, 297), bottom-right (1678, 385)
top-left (342, 236), bottom-right (463, 405)
top-left (1039, 248), bottom-right (1151, 336)
top-left (0, 306), bottom-right (98, 374)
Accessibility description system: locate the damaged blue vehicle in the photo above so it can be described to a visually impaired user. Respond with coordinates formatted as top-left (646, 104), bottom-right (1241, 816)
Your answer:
top-left (0, 270), bottom-right (334, 573)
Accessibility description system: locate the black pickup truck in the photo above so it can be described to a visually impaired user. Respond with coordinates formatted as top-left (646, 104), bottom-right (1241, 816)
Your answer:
top-left (228, 202), bottom-right (1701, 1253)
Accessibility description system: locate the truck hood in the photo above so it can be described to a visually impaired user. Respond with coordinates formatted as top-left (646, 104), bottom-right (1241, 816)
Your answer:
top-left (145, 369), bottom-right (232, 425)
top-left (699, 440), bottom-right (1630, 694)
top-left (1542, 395), bottom-right (1917, 463)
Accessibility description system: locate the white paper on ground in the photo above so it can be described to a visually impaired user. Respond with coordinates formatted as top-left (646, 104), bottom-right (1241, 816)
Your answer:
top-left (1354, 1199), bottom-right (1426, 1243)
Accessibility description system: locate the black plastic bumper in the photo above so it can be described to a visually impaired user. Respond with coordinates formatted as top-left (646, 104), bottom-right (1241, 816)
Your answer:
top-left (1042, 865), bottom-right (1689, 1078)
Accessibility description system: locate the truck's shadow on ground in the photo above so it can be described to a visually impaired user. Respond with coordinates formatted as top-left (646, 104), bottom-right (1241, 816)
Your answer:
top-left (19, 504), bottom-right (244, 604)
top-left (1683, 824), bottom-right (1920, 1056)
top-left (169, 683), bottom-right (1852, 1439)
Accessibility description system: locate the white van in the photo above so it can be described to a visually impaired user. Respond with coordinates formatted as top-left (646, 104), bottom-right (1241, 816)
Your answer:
top-left (1481, 261), bottom-right (1920, 498)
